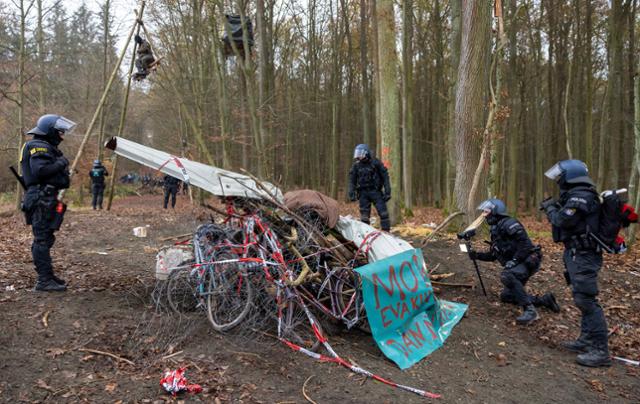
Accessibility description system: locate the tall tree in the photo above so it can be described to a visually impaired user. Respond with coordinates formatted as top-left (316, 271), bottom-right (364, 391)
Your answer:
top-left (376, 0), bottom-right (401, 223)
top-left (454, 0), bottom-right (491, 219)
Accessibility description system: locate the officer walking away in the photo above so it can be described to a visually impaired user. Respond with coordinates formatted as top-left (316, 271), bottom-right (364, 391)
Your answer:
top-left (133, 34), bottom-right (155, 81)
top-left (469, 199), bottom-right (560, 325)
top-left (89, 159), bottom-right (109, 210)
top-left (163, 175), bottom-right (180, 209)
top-left (20, 114), bottom-right (75, 292)
top-left (348, 144), bottom-right (391, 231)
top-left (540, 159), bottom-right (610, 367)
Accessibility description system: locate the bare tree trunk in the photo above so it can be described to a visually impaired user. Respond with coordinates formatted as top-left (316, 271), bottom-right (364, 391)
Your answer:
top-left (607, 0), bottom-right (624, 187)
top-left (454, 0), bottom-right (491, 220)
top-left (359, 0), bottom-right (371, 145)
top-left (376, 0), bottom-right (401, 225)
top-left (628, 66), bottom-right (640, 243)
top-left (98, 0), bottom-right (111, 162)
top-left (371, 0), bottom-right (381, 155)
top-left (584, 0), bottom-right (594, 168)
top-left (446, 0), bottom-right (461, 211)
top-left (401, 0), bottom-right (413, 210)
top-left (36, 0), bottom-right (45, 113)
top-left (16, 0), bottom-right (30, 209)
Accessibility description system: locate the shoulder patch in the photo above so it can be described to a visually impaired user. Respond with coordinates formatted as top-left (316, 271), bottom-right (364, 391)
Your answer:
top-left (568, 197), bottom-right (587, 205)
top-left (30, 147), bottom-right (49, 155)
top-left (563, 208), bottom-right (577, 216)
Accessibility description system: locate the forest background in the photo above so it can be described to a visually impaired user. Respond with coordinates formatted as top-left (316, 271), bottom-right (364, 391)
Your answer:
top-left (1, 0), bottom-right (639, 229)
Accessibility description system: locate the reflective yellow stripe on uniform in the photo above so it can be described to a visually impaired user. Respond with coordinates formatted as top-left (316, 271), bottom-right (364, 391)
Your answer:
top-left (19, 143), bottom-right (27, 162)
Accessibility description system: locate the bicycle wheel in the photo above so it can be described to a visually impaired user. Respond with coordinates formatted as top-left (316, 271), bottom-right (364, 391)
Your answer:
top-left (206, 252), bottom-right (253, 332)
top-left (335, 269), bottom-right (366, 329)
top-left (166, 265), bottom-right (200, 317)
top-left (280, 294), bottom-right (324, 352)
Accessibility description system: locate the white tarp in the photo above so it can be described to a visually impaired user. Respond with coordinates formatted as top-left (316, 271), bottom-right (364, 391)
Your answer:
top-left (106, 136), bottom-right (284, 202)
top-left (335, 215), bottom-right (413, 262)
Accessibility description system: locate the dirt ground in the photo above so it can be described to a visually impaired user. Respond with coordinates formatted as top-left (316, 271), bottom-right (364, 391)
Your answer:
top-left (1, 195), bottom-right (639, 403)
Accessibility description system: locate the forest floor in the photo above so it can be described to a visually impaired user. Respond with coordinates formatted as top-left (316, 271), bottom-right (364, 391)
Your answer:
top-left (0, 194), bottom-right (639, 403)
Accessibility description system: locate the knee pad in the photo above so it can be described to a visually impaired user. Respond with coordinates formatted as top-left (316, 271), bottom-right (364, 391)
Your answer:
top-left (500, 271), bottom-right (516, 288)
top-left (573, 292), bottom-right (597, 313)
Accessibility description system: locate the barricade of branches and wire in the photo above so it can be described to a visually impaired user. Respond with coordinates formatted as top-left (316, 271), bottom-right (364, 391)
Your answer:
top-left (154, 195), bottom-right (371, 346)
top-left (151, 183), bottom-right (440, 397)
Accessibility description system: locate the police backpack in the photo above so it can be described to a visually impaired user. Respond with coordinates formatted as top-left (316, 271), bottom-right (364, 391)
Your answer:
top-left (597, 189), bottom-right (638, 253)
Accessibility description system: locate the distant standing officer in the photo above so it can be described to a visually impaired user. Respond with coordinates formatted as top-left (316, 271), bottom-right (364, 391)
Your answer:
top-left (20, 114), bottom-right (76, 292)
top-left (348, 144), bottom-right (391, 231)
top-left (163, 175), bottom-right (180, 209)
top-left (89, 159), bottom-right (109, 210)
top-left (540, 159), bottom-right (610, 367)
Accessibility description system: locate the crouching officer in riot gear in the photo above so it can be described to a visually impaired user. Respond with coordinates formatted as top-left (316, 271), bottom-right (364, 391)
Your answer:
top-left (348, 144), bottom-right (391, 231)
top-left (89, 159), bottom-right (109, 210)
top-left (20, 114), bottom-right (75, 292)
top-left (469, 199), bottom-right (560, 325)
top-left (163, 174), bottom-right (180, 209)
top-left (541, 159), bottom-right (610, 367)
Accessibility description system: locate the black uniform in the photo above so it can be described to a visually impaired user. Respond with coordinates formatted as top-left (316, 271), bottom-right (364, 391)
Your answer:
top-left (163, 175), bottom-right (180, 209)
top-left (348, 158), bottom-right (391, 231)
top-left (474, 217), bottom-right (544, 307)
top-left (544, 186), bottom-right (608, 353)
top-left (20, 138), bottom-right (70, 285)
top-left (89, 165), bottom-right (109, 209)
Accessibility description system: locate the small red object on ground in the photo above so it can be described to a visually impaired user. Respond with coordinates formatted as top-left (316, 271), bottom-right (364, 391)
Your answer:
top-left (160, 367), bottom-right (202, 396)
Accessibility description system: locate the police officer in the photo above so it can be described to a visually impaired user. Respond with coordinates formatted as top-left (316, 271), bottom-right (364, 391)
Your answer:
top-left (20, 114), bottom-right (75, 292)
top-left (469, 199), bottom-right (560, 325)
top-left (89, 159), bottom-right (109, 210)
top-left (163, 174), bottom-right (180, 209)
top-left (540, 159), bottom-right (610, 367)
top-left (348, 144), bottom-right (391, 231)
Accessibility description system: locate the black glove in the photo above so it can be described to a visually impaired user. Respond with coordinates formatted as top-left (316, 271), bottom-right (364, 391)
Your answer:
top-left (467, 249), bottom-right (478, 260)
top-left (504, 260), bottom-right (517, 269)
top-left (348, 191), bottom-right (357, 202)
top-left (539, 197), bottom-right (557, 212)
top-left (383, 193), bottom-right (391, 202)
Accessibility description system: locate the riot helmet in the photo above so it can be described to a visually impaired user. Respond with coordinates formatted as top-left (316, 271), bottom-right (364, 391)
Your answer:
top-left (477, 198), bottom-right (508, 225)
top-left (27, 114), bottom-right (77, 146)
top-left (545, 159), bottom-right (594, 188)
top-left (93, 159), bottom-right (101, 167)
top-left (353, 144), bottom-right (371, 161)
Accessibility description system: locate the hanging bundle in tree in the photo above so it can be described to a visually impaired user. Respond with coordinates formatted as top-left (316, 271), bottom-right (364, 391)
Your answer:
top-left (221, 14), bottom-right (254, 58)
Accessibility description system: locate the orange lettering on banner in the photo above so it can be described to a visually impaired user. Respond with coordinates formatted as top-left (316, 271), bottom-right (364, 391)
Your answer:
top-left (399, 260), bottom-right (420, 293)
top-left (407, 321), bottom-right (427, 347)
top-left (386, 339), bottom-right (409, 358)
top-left (372, 265), bottom-right (406, 309)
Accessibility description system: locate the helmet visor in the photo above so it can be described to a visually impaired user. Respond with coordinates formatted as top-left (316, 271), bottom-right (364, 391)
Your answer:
top-left (544, 163), bottom-right (562, 181)
top-left (353, 148), bottom-right (367, 159)
top-left (54, 116), bottom-right (77, 134)
top-left (477, 200), bottom-right (496, 216)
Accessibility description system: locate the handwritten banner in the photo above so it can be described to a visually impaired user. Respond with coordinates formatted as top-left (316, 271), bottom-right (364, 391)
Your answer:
top-left (355, 248), bottom-right (467, 369)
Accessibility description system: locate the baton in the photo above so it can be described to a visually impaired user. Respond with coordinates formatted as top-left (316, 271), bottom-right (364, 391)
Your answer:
top-left (467, 241), bottom-right (488, 297)
top-left (9, 166), bottom-right (27, 190)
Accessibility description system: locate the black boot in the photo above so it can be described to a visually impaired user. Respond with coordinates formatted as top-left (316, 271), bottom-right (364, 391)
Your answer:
top-left (516, 304), bottom-right (539, 325)
top-left (560, 338), bottom-right (590, 353)
top-left (540, 293), bottom-right (560, 313)
top-left (52, 275), bottom-right (66, 285)
top-left (576, 348), bottom-right (612, 367)
top-left (34, 279), bottom-right (67, 292)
